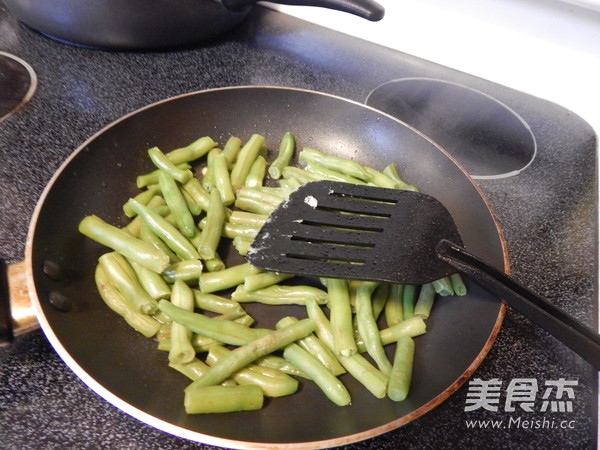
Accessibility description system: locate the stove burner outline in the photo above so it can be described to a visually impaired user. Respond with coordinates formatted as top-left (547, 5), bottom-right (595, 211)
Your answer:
top-left (0, 51), bottom-right (37, 123)
top-left (365, 78), bottom-right (537, 180)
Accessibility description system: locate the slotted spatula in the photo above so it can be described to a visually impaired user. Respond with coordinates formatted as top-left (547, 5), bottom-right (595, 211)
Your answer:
top-left (247, 180), bottom-right (600, 369)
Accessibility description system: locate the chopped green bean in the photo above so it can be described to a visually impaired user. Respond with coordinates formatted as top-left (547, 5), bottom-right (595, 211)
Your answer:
top-left (79, 215), bottom-right (169, 274)
top-left (230, 134), bottom-right (265, 189)
top-left (192, 290), bottom-right (245, 315)
top-left (168, 280), bottom-right (196, 365)
top-left (184, 385), bottom-right (264, 414)
top-left (95, 265), bottom-right (160, 337)
top-left (268, 132), bottom-right (295, 179)
top-left (382, 163), bottom-right (418, 191)
top-left (158, 171), bottom-right (196, 238)
top-left (245, 155), bottom-right (267, 188)
top-left (220, 136), bottom-right (243, 169)
top-left (148, 146), bottom-right (193, 184)
top-left (387, 336), bottom-right (415, 401)
top-left (123, 185), bottom-right (160, 218)
top-left (199, 263), bottom-right (262, 294)
top-left (213, 152), bottom-right (236, 205)
top-left (232, 284), bottom-right (328, 306)
top-left (162, 259), bottom-right (204, 282)
top-left (451, 273), bottom-right (468, 296)
top-left (402, 284), bottom-right (417, 320)
top-left (414, 282), bottom-right (436, 319)
top-left (325, 278), bottom-right (356, 357)
top-left (385, 283), bottom-right (404, 326)
top-left (166, 136), bottom-right (217, 164)
top-left (128, 258), bottom-right (171, 300)
top-left (242, 271), bottom-right (294, 292)
top-left (136, 163), bottom-right (191, 189)
top-left (432, 276), bottom-right (454, 296)
top-left (196, 189), bottom-right (226, 260)
top-left (299, 148), bottom-right (370, 181)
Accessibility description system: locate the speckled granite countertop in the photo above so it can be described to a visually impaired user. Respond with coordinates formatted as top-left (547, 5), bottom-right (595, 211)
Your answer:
top-left (0, 3), bottom-right (597, 449)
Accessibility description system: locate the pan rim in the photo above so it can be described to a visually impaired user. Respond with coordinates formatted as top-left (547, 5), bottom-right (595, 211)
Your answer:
top-left (24, 85), bottom-right (509, 449)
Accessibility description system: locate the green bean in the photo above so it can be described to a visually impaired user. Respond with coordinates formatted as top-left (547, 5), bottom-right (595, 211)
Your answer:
top-left (136, 163), bottom-right (191, 189)
top-left (325, 278), bottom-right (356, 357)
top-left (245, 155), bottom-right (267, 188)
top-left (450, 273), bottom-right (468, 296)
top-left (363, 166), bottom-right (399, 189)
top-left (280, 340), bottom-right (350, 406)
top-left (278, 176), bottom-right (303, 190)
top-left (414, 282), bottom-right (436, 319)
top-left (231, 284), bottom-right (328, 306)
top-left (254, 355), bottom-right (310, 379)
top-left (123, 185), bottom-right (160, 218)
top-left (234, 196), bottom-right (276, 215)
top-left (212, 152), bottom-right (236, 205)
top-left (236, 187), bottom-right (283, 209)
top-left (277, 316), bottom-right (345, 376)
top-left (220, 136), bottom-right (243, 169)
top-left (204, 254), bottom-right (226, 272)
top-left (305, 162), bottom-right (367, 185)
top-left (123, 196), bottom-right (167, 237)
top-left (228, 211), bottom-right (268, 227)
top-left (385, 283), bottom-right (404, 326)
top-left (182, 177), bottom-right (211, 212)
top-left (169, 357), bottom-right (213, 381)
top-left (281, 166), bottom-right (321, 184)
top-left (98, 252), bottom-right (158, 314)
top-left (196, 189), bottom-right (226, 260)
top-left (162, 260), bottom-right (204, 282)
top-left (158, 299), bottom-right (270, 346)
top-left (166, 136), bottom-right (217, 164)
top-left (199, 263), bottom-right (262, 294)
top-left (158, 171), bottom-right (196, 238)
top-left (95, 265), bottom-right (160, 337)
top-left (128, 258), bottom-right (171, 300)
top-left (432, 276), bottom-right (454, 296)
top-left (184, 385), bottom-right (264, 414)
top-left (355, 281), bottom-right (392, 375)
top-left (168, 280), bottom-right (196, 364)
top-left (198, 218), bottom-right (259, 240)
top-left (232, 236), bottom-right (252, 256)
top-left (201, 148), bottom-right (220, 192)
top-left (185, 318), bottom-right (315, 390)
top-left (382, 163), bottom-right (418, 191)
top-left (207, 345), bottom-right (298, 397)
top-left (125, 198), bottom-right (200, 261)
top-left (371, 282), bottom-right (390, 320)
top-left (402, 284), bottom-right (417, 320)
top-left (180, 188), bottom-right (203, 216)
top-left (138, 221), bottom-right (179, 264)
top-left (268, 132), bottom-right (295, 179)
top-left (387, 336), bottom-right (415, 401)
top-left (230, 134), bottom-right (266, 189)
top-left (299, 148), bottom-right (371, 181)
top-left (192, 290), bottom-right (245, 315)
top-left (305, 298), bottom-right (388, 398)
top-left (79, 215), bottom-right (169, 274)
top-left (148, 146), bottom-right (193, 184)
top-left (242, 271), bottom-right (294, 292)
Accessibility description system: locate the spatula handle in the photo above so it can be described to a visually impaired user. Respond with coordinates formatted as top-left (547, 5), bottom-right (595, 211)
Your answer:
top-left (436, 239), bottom-right (600, 370)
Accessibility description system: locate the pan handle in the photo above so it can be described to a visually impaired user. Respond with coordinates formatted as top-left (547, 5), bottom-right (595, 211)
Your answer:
top-left (437, 240), bottom-right (600, 370)
top-left (222, 0), bottom-right (385, 21)
top-left (0, 259), bottom-right (37, 346)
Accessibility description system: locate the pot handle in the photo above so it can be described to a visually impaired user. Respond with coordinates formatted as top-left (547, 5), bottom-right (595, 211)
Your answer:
top-left (222, 0), bottom-right (385, 21)
top-left (0, 259), bottom-right (37, 346)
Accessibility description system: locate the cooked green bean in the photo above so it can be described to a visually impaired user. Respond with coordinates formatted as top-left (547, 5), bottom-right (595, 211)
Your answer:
top-left (355, 281), bottom-right (392, 375)
top-left (123, 185), bottom-right (160, 218)
top-left (185, 318), bottom-right (315, 390)
top-left (199, 263), bottom-right (262, 294)
top-left (201, 148), bottom-right (220, 192)
top-left (268, 132), bottom-right (295, 179)
top-left (245, 155), bottom-right (267, 188)
top-left (363, 166), bottom-right (399, 189)
top-left (230, 134), bottom-right (266, 189)
top-left (299, 147), bottom-right (370, 181)
top-left (305, 162), bottom-right (367, 185)
top-left (162, 260), bottom-right (204, 282)
top-left (158, 299), bottom-right (270, 346)
top-left (277, 316), bottom-right (345, 376)
top-left (385, 283), bottom-right (404, 326)
top-left (136, 163), bottom-right (191, 189)
top-left (207, 345), bottom-right (298, 397)
top-left (182, 177), bottom-right (211, 211)
top-left (158, 171), bottom-right (196, 238)
top-left (432, 276), bottom-right (454, 296)
top-left (98, 252), bottom-right (158, 314)
top-left (232, 283), bottom-right (328, 306)
top-left (125, 198), bottom-right (200, 261)
top-left (213, 152), bottom-right (236, 205)
top-left (166, 136), bottom-right (217, 164)
top-left (220, 136), bottom-right (243, 168)
top-left (414, 282), bottom-right (436, 319)
top-left (148, 146), bottom-right (193, 184)
top-left (451, 273), bottom-right (467, 296)
top-left (371, 283), bottom-right (390, 320)
top-left (242, 271), bottom-right (294, 292)
top-left (95, 265), bottom-right (160, 337)
top-left (382, 163), bottom-right (418, 191)
top-left (255, 355), bottom-right (310, 379)
top-left (228, 211), bottom-right (268, 227)
top-left (325, 278), bottom-right (357, 357)
top-left (232, 236), bottom-right (252, 256)
top-left (204, 254), bottom-right (226, 272)
top-left (196, 189), bottom-right (226, 260)
top-left (79, 215), bottom-right (169, 274)
top-left (387, 336), bottom-right (415, 402)
top-left (138, 221), bottom-right (179, 264)
top-left (281, 166), bottom-right (320, 184)
top-left (198, 218), bottom-right (260, 240)
top-left (184, 385), bottom-right (264, 414)
top-left (355, 315), bottom-right (427, 353)
top-left (402, 284), bottom-right (417, 320)
top-left (168, 280), bottom-right (196, 365)
top-left (192, 290), bottom-right (245, 315)
top-left (128, 258), bottom-right (171, 300)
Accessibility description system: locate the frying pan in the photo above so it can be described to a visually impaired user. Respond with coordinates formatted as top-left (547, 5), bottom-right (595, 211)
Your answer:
top-left (3, 0), bottom-right (384, 49)
top-left (2, 86), bottom-right (507, 448)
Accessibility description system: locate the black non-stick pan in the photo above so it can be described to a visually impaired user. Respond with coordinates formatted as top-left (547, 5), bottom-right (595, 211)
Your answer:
top-left (7, 86), bottom-right (507, 448)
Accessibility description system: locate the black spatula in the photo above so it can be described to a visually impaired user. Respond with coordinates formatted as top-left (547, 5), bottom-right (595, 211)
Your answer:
top-left (247, 180), bottom-right (600, 369)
